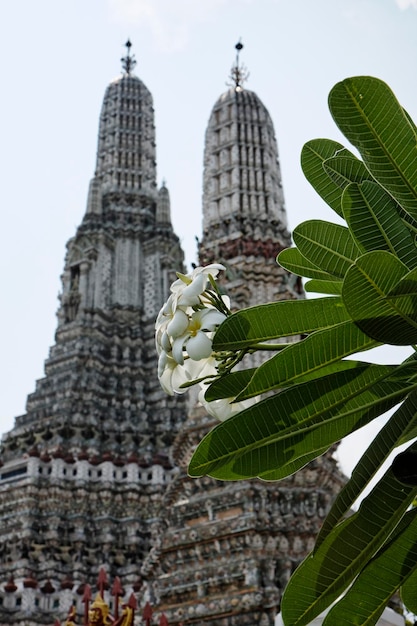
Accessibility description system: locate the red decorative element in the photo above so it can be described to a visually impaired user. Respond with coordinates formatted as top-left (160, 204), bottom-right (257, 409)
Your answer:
top-left (152, 453), bottom-right (172, 468)
top-left (200, 236), bottom-right (285, 263)
top-left (76, 582), bottom-right (86, 595)
top-left (60, 575), bottom-right (74, 590)
top-left (143, 600), bottom-right (153, 625)
top-left (89, 455), bottom-right (101, 466)
top-left (111, 576), bottom-right (124, 621)
top-left (28, 447), bottom-right (40, 457)
top-left (4, 576), bottom-right (17, 593)
top-left (127, 452), bottom-right (139, 464)
top-left (113, 456), bottom-right (125, 467)
top-left (23, 572), bottom-right (38, 588)
top-left (102, 451), bottom-right (113, 462)
top-left (82, 583), bottom-right (92, 625)
top-left (40, 452), bottom-right (51, 463)
top-left (41, 579), bottom-right (55, 594)
top-left (54, 620), bottom-right (61, 626)
top-left (77, 449), bottom-right (89, 460)
top-left (64, 453), bottom-right (75, 464)
top-left (52, 447), bottom-right (65, 459)
top-left (159, 614), bottom-right (169, 626)
top-left (127, 593), bottom-right (137, 610)
top-left (97, 567), bottom-right (108, 596)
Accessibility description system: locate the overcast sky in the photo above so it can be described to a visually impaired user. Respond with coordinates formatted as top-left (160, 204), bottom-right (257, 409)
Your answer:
top-left (1, 0), bottom-right (416, 476)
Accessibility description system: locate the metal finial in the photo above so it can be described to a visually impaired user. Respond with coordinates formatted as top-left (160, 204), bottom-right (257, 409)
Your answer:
top-left (121, 40), bottom-right (137, 75)
top-left (228, 39), bottom-right (249, 91)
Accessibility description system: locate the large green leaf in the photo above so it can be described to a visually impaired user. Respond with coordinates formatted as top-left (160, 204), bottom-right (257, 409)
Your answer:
top-left (189, 364), bottom-right (415, 480)
top-left (329, 76), bottom-right (417, 220)
top-left (323, 509), bottom-right (417, 625)
top-left (281, 453), bottom-right (417, 626)
top-left (342, 181), bottom-right (417, 268)
top-left (401, 565), bottom-right (417, 614)
top-left (230, 374), bottom-right (415, 481)
top-left (204, 369), bottom-right (256, 402)
top-left (293, 220), bottom-right (361, 278)
top-left (323, 153), bottom-right (372, 189)
top-left (205, 360), bottom-right (365, 402)
top-left (277, 247), bottom-right (335, 281)
top-left (342, 250), bottom-right (417, 344)
top-left (236, 321), bottom-right (377, 400)
top-left (387, 266), bottom-right (417, 299)
top-left (301, 139), bottom-right (347, 217)
top-left (212, 296), bottom-right (350, 351)
top-left (317, 388), bottom-right (417, 548)
top-left (255, 446), bottom-right (330, 481)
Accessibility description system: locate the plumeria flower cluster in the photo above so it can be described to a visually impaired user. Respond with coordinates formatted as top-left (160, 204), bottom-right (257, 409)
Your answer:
top-left (156, 264), bottom-right (257, 421)
top-left (156, 264), bottom-right (228, 393)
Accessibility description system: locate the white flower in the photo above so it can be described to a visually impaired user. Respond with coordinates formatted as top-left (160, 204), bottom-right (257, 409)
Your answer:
top-left (170, 264), bottom-right (225, 310)
top-left (158, 352), bottom-right (211, 395)
top-left (172, 308), bottom-right (226, 365)
top-left (155, 264), bottom-right (228, 395)
top-left (198, 388), bottom-right (258, 422)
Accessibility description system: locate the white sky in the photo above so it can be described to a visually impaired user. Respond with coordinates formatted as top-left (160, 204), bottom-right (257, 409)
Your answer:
top-left (0, 0), bottom-right (416, 477)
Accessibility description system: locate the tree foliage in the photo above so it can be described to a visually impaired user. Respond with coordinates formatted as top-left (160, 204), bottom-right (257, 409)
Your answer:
top-left (188, 77), bottom-right (417, 624)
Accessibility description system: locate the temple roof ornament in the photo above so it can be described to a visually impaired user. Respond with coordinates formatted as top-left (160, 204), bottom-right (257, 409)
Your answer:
top-left (121, 39), bottom-right (137, 75)
top-left (228, 40), bottom-right (249, 91)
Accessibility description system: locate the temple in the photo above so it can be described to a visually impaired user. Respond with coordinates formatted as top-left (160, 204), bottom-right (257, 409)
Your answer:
top-left (0, 43), bottom-right (345, 625)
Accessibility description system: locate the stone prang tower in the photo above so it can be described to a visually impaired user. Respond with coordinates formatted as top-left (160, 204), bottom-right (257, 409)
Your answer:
top-left (0, 43), bottom-right (345, 625)
top-left (0, 43), bottom-right (187, 624)
top-left (143, 45), bottom-right (345, 626)
top-left (199, 43), bottom-right (300, 308)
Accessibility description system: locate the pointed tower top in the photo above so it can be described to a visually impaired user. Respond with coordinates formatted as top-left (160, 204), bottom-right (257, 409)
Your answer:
top-left (121, 39), bottom-right (137, 75)
top-left (228, 40), bottom-right (249, 91)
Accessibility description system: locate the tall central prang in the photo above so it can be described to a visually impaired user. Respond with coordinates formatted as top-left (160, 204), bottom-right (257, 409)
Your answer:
top-left (0, 42), bottom-right (187, 623)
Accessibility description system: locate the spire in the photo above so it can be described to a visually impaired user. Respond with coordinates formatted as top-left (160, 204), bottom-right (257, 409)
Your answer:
top-left (228, 40), bottom-right (249, 91)
top-left (121, 39), bottom-right (137, 75)
top-left (156, 180), bottom-right (172, 225)
top-left (200, 46), bottom-right (295, 308)
top-left (89, 42), bottom-right (157, 202)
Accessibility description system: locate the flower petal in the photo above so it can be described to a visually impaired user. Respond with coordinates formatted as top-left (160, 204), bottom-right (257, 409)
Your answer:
top-left (186, 331), bottom-right (213, 360)
top-left (195, 308), bottom-right (226, 330)
top-left (167, 309), bottom-right (189, 338)
top-left (172, 335), bottom-right (188, 365)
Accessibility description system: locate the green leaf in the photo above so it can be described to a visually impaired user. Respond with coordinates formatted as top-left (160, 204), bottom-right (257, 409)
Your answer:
top-left (257, 446), bottom-right (330, 481)
top-left (206, 360), bottom-right (367, 402)
top-left (293, 220), bottom-right (361, 278)
top-left (278, 247), bottom-right (335, 281)
top-left (323, 509), bottom-right (417, 626)
top-left (236, 321), bottom-right (378, 400)
top-left (301, 139), bottom-right (347, 217)
top-left (323, 153), bottom-right (372, 189)
top-left (232, 373), bottom-right (415, 481)
top-left (329, 76), bottom-right (417, 220)
top-left (204, 369), bottom-right (256, 402)
top-left (189, 364), bottom-right (414, 480)
top-left (281, 454), bottom-right (417, 626)
top-left (342, 250), bottom-right (417, 345)
top-left (401, 566), bottom-right (417, 614)
top-left (387, 266), bottom-right (417, 299)
top-left (212, 297), bottom-right (350, 351)
top-left (342, 181), bottom-right (417, 268)
top-left (317, 389), bottom-right (417, 548)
